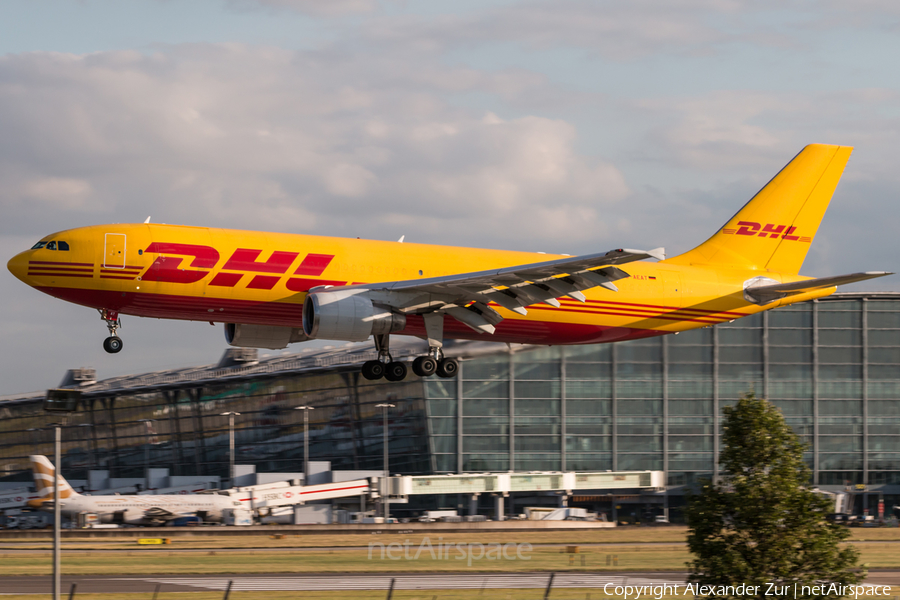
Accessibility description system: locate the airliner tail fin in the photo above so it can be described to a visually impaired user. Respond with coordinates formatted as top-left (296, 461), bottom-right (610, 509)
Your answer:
top-left (29, 455), bottom-right (78, 500)
top-left (666, 144), bottom-right (853, 274)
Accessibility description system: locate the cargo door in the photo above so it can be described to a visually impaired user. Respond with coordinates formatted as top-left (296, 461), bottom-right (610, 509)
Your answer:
top-left (103, 233), bottom-right (126, 269)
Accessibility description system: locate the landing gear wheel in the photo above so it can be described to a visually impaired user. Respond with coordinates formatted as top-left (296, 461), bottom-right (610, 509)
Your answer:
top-left (436, 357), bottom-right (459, 378)
top-left (103, 336), bottom-right (123, 354)
top-left (361, 360), bottom-right (385, 380)
top-left (412, 356), bottom-right (437, 377)
top-left (384, 361), bottom-right (408, 382)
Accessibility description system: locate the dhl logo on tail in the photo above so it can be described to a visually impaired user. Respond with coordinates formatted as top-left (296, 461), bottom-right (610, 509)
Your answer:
top-left (722, 222), bottom-right (811, 242)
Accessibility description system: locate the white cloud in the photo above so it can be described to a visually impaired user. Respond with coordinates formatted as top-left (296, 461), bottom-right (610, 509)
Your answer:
top-left (19, 177), bottom-right (95, 210)
top-left (0, 45), bottom-right (627, 249)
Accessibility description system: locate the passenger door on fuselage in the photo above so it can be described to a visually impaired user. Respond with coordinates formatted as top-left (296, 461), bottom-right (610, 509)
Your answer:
top-left (103, 233), bottom-right (127, 269)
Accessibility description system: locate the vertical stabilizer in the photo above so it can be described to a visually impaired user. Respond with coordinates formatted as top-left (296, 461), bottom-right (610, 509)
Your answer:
top-left (666, 144), bottom-right (853, 274)
top-left (29, 455), bottom-right (77, 500)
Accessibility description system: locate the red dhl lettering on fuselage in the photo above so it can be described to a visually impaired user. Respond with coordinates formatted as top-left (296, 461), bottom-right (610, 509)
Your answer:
top-left (140, 243), bottom-right (341, 291)
top-left (720, 222), bottom-right (812, 242)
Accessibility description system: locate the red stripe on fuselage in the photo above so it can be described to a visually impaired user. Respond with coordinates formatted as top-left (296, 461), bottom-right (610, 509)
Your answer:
top-left (548, 302), bottom-right (733, 322)
top-left (33, 286), bottom-right (665, 344)
top-left (28, 272), bottom-right (93, 278)
top-left (574, 298), bottom-right (748, 318)
top-left (29, 261), bottom-right (94, 267)
top-left (529, 304), bottom-right (723, 325)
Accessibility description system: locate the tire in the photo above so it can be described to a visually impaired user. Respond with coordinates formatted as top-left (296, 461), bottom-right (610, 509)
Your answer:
top-left (384, 361), bottom-right (408, 382)
top-left (103, 336), bottom-right (123, 354)
top-left (436, 357), bottom-right (459, 378)
top-left (412, 356), bottom-right (437, 377)
top-left (361, 360), bottom-right (385, 380)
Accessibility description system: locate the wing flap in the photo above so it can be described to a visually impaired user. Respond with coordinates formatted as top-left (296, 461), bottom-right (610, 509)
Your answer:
top-left (335, 246), bottom-right (665, 339)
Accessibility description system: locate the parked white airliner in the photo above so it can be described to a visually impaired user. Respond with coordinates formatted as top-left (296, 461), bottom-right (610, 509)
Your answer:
top-left (27, 456), bottom-right (239, 525)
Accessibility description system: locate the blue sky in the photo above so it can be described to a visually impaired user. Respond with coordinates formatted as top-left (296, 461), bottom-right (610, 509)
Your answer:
top-left (1, 0), bottom-right (899, 393)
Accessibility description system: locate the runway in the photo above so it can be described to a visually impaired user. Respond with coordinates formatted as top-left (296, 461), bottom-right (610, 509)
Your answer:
top-left (1, 572), bottom-right (683, 593)
top-left (1, 540), bottom-right (897, 553)
top-left (3, 571), bottom-right (896, 594)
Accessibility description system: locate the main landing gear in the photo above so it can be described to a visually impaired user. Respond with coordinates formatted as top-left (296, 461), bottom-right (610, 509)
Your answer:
top-left (99, 309), bottom-right (123, 354)
top-left (412, 349), bottom-right (458, 378)
top-left (360, 334), bottom-right (458, 382)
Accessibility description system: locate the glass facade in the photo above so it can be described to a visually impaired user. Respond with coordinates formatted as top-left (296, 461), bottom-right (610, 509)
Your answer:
top-left (429, 295), bottom-right (900, 489)
top-left (0, 373), bottom-right (431, 482)
top-left (1, 293), bottom-right (898, 498)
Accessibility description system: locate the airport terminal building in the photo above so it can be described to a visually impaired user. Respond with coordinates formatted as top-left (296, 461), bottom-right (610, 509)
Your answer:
top-left (1, 292), bottom-right (898, 519)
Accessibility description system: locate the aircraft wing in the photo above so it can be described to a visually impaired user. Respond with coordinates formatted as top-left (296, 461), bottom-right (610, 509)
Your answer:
top-left (745, 271), bottom-right (893, 304)
top-left (340, 247), bottom-right (665, 335)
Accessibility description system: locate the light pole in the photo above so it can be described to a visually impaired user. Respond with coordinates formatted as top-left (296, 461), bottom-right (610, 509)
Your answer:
top-left (293, 406), bottom-right (314, 485)
top-left (37, 422), bottom-right (65, 599)
top-left (375, 403), bottom-right (394, 521)
top-left (53, 423), bottom-right (61, 600)
top-left (137, 419), bottom-right (154, 491)
top-left (42, 389), bottom-right (80, 600)
top-left (220, 412), bottom-right (240, 486)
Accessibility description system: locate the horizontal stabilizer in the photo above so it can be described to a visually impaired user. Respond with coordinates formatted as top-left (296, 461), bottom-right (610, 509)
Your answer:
top-left (745, 271), bottom-right (893, 304)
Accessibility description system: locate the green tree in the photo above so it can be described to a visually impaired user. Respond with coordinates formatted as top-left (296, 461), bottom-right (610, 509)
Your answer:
top-left (685, 393), bottom-right (865, 598)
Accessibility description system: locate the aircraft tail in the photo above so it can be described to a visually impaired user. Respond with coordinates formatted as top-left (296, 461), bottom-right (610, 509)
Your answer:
top-left (666, 144), bottom-right (853, 274)
top-left (29, 455), bottom-right (78, 500)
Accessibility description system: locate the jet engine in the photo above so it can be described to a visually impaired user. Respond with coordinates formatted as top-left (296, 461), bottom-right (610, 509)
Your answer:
top-left (303, 289), bottom-right (406, 342)
top-left (224, 323), bottom-right (309, 349)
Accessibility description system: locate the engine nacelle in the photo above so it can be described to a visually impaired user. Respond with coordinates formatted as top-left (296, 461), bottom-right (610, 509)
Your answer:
top-left (303, 289), bottom-right (406, 342)
top-left (224, 323), bottom-right (309, 349)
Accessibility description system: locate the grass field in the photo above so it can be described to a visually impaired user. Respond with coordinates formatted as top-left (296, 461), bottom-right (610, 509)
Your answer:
top-left (1, 525), bottom-right (898, 551)
top-left (0, 544), bottom-right (689, 575)
top-left (2, 541), bottom-right (900, 576)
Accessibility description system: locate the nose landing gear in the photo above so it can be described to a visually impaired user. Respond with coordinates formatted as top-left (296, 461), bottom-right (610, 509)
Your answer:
top-left (99, 309), bottom-right (123, 354)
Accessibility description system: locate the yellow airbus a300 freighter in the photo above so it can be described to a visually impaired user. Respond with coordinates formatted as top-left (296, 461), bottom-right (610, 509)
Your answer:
top-left (7, 144), bottom-right (892, 382)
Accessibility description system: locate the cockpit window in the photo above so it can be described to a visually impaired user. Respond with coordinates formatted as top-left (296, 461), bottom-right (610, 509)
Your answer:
top-left (46, 241), bottom-right (57, 250)
top-left (58, 241), bottom-right (69, 251)
top-left (31, 241), bottom-right (48, 250)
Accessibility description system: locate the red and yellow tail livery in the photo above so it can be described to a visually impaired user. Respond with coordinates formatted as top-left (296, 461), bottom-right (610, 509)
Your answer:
top-left (7, 144), bottom-right (891, 381)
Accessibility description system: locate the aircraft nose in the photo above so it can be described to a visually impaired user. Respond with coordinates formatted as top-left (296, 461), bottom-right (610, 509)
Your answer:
top-left (7, 251), bottom-right (29, 283)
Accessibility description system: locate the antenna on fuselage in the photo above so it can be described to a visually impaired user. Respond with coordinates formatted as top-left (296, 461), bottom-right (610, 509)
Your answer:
top-left (143, 216), bottom-right (151, 224)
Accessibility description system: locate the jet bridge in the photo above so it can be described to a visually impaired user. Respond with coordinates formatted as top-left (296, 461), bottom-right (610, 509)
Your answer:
top-left (384, 470), bottom-right (664, 497)
top-left (213, 470), bottom-right (662, 523)
top-left (380, 471), bottom-right (664, 521)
